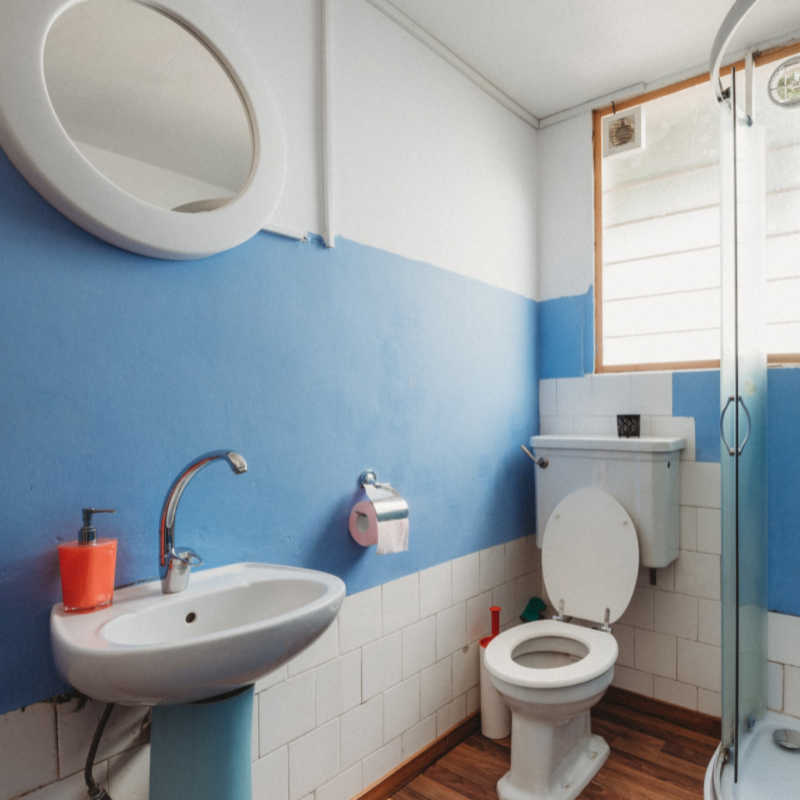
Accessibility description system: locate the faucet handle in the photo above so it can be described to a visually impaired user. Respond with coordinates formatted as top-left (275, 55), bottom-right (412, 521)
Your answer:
top-left (169, 548), bottom-right (203, 567)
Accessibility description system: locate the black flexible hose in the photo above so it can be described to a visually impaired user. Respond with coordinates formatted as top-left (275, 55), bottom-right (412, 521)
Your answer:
top-left (84, 702), bottom-right (114, 800)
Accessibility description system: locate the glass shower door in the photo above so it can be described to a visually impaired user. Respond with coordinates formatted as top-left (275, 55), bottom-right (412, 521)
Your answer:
top-left (719, 67), bottom-right (768, 781)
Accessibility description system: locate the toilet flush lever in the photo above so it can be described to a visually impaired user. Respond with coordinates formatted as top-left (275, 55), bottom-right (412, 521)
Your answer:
top-left (521, 444), bottom-right (548, 469)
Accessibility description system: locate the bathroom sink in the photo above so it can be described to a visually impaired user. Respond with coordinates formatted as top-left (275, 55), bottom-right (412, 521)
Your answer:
top-left (51, 562), bottom-right (345, 705)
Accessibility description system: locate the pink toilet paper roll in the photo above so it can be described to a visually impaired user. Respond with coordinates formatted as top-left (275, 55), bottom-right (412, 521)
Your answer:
top-left (348, 500), bottom-right (379, 547)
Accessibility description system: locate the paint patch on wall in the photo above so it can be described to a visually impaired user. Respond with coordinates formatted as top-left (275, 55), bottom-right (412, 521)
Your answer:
top-left (537, 286), bottom-right (593, 379)
top-left (673, 370), bottom-right (719, 464)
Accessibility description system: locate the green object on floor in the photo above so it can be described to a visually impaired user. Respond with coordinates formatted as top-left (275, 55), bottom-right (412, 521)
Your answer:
top-left (520, 596), bottom-right (546, 622)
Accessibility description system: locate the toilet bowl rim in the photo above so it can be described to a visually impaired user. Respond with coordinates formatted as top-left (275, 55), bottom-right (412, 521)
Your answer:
top-left (484, 619), bottom-right (618, 690)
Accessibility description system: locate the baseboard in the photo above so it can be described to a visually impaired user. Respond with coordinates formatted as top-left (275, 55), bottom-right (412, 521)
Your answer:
top-left (354, 712), bottom-right (480, 800)
top-left (603, 686), bottom-right (722, 738)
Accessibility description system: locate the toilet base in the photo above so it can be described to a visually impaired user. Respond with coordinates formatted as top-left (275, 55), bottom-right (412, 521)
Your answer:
top-left (497, 709), bottom-right (610, 800)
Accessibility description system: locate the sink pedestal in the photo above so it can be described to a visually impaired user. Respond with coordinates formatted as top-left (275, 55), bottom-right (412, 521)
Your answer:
top-left (150, 685), bottom-right (253, 800)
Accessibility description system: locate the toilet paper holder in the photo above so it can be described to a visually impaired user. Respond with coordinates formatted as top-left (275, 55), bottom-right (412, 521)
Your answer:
top-left (349, 469), bottom-right (409, 547)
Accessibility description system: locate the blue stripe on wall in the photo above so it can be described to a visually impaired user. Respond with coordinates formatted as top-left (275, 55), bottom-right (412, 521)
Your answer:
top-left (537, 287), bottom-right (593, 379)
top-left (672, 370), bottom-right (720, 464)
top-left (0, 151), bottom-right (538, 713)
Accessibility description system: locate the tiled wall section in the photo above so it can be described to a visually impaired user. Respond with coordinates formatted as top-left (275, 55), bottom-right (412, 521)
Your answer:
top-left (539, 373), bottom-right (723, 715)
top-left (766, 612), bottom-right (800, 719)
top-left (1, 539), bottom-right (541, 800)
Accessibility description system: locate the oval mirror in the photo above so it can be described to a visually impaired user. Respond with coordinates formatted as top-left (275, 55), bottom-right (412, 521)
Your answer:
top-left (0, 0), bottom-right (285, 259)
top-left (44, 0), bottom-right (254, 213)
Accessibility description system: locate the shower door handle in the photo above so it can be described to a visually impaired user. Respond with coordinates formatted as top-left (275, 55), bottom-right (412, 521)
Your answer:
top-left (720, 395), bottom-right (736, 456)
top-left (720, 395), bottom-right (752, 456)
top-left (738, 397), bottom-right (751, 455)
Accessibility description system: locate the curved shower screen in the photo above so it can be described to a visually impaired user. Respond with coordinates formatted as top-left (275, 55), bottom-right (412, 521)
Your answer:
top-left (710, 0), bottom-right (758, 106)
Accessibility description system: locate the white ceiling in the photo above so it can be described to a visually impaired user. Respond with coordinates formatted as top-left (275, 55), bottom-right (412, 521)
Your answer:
top-left (388, 0), bottom-right (800, 119)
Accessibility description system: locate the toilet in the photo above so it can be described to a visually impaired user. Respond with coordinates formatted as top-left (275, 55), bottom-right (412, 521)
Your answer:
top-left (485, 435), bottom-right (685, 800)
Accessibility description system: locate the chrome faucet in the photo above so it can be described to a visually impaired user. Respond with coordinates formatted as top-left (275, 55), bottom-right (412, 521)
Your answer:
top-left (159, 450), bottom-right (247, 594)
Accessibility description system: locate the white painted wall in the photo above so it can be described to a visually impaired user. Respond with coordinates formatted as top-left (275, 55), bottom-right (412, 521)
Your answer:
top-left (536, 113), bottom-right (594, 301)
top-left (234, 0), bottom-right (539, 297)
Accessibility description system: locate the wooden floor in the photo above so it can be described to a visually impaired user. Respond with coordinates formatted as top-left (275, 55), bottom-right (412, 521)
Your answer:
top-left (391, 688), bottom-right (721, 800)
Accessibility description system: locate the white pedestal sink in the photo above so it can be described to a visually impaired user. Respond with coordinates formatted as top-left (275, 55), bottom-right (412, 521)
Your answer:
top-left (51, 562), bottom-right (345, 800)
top-left (51, 562), bottom-right (345, 705)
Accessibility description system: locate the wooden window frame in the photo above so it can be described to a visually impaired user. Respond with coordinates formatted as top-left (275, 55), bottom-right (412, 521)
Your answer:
top-left (593, 40), bottom-right (800, 374)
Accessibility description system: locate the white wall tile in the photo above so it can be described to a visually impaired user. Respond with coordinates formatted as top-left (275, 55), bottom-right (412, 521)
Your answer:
top-left (696, 508), bottom-right (721, 555)
top-left (656, 563), bottom-right (675, 592)
top-left (288, 720), bottom-right (340, 800)
top-left (402, 714), bottom-right (437, 758)
top-left (452, 553), bottom-right (479, 603)
top-left (363, 632), bottom-right (402, 700)
top-left (340, 696), bottom-right (382, 768)
top-left (466, 686), bottom-right (480, 715)
top-left (618, 586), bottom-right (654, 630)
top-left (630, 372), bottom-right (672, 416)
top-left (479, 545), bottom-right (505, 592)
top-left (492, 582), bottom-right (517, 627)
top-left (768, 661), bottom-right (784, 712)
top-left (654, 677), bottom-right (697, 710)
top-left (452, 642), bottom-right (480, 695)
top-left (674, 551), bottom-right (720, 600)
top-left (436, 694), bottom-right (466, 735)
top-left (677, 639), bottom-right (721, 692)
top-left (699, 689), bottom-right (721, 718)
top-left (362, 737), bottom-right (403, 787)
top-left (0, 702), bottom-right (56, 798)
top-left (421, 658), bottom-right (452, 717)
top-left (57, 700), bottom-right (148, 777)
top-left (22, 763), bottom-right (108, 800)
top-left (288, 619), bottom-right (339, 676)
top-left (540, 414), bottom-right (574, 434)
top-left (420, 562), bottom-right (452, 617)
top-left (402, 616), bottom-right (436, 678)
top-left (590, 373), bottom-right (632, 415)
top-left (466, 591), bottom-right (493, 642)
top-left (556, 376), bottom-right (591, 415)
top-left (634, 629), bottom-right (677, 679)
top-left (785, 665), bottom-right (800, 718)
top-left (768, 612), bottom-right (800, 667)
top-left (612, 665), bottom-right (653, 696)
top-left (259, 672), bottom-right (316, 755)
top-left (614, 623), bottom-right (635, 668)
top-left (573, 415), bottom-right (616, 435)
top-left (383, 676), bottom-right (420, 743)
top-left (437, 603), bottom-right (466, 659)
top-left (680, 507), bottom-right (697, 551)
top-left (654, 591), bottom-right (698, 640)
top-left (539, 379), bottom-right (557, 416)
top-left (339, 587), bottom-right (382, 652)
top-left (317, 650), bottom-right (362, 724)
top-left (382, 573), bottom-right (420, 635)
top-left (698, 599), bottom-right (721, 647)
top-left (109, 745), bottom-right (149, 800)
top-left (680, 462), bottom-right (721, 508)
top-left (255, 665), bottom-right (287, 693)
top-left (504, 537), bottom-right (532, 581)
top-left (253, 746), bottom-right (288, 800)
top-left (316, 763), bottom-right (363, 800)
top-left (647, 416), bottom-right (695, 461)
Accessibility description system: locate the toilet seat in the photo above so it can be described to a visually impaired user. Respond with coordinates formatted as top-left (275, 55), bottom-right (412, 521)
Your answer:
top-left (485, 620), bottom-right (617, 689)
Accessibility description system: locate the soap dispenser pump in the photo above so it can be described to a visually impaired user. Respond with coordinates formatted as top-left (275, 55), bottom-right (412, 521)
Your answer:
top-left (58, 508), bottom-right (118, 612)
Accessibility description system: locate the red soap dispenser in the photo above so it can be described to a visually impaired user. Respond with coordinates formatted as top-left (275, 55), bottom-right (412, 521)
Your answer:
top-left (57, 508), bottom-right (117, 612)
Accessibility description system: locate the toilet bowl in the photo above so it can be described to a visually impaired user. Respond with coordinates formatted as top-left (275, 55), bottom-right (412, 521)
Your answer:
top-left (485, 487), bottom-right (640, 800)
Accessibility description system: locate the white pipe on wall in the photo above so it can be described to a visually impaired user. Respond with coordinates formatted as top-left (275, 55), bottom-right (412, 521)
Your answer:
top-left (320, 0), bottom-right (336, 248)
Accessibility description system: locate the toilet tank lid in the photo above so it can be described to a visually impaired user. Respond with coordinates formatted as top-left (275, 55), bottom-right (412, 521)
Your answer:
top-left (530, 434), bottom-right (685, 453)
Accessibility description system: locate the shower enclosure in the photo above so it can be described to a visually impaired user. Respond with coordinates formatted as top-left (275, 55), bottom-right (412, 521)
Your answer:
top-left (707, 1), bottom-right (800, 796)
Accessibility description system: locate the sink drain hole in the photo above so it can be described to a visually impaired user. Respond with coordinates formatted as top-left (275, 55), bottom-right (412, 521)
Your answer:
top-left (185, 612), bottom-right (197, 623)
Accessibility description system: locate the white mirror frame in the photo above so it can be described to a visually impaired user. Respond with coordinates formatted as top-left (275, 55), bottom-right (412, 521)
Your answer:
top-left (0, 0), bottom-right (286, 260)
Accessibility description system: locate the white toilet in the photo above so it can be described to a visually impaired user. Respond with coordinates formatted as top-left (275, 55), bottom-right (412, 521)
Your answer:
top-left (485, 435), bottom-right (685, 800)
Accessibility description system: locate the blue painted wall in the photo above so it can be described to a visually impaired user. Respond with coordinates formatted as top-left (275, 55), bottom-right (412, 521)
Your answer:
top-left (0, 151), bottom-right (539, 713)
top-left (537, 287), bottom-right (594, 379)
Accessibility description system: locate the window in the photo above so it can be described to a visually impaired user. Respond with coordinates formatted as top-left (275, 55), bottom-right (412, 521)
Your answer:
top-left (593, 42), bottom-right (800, 372)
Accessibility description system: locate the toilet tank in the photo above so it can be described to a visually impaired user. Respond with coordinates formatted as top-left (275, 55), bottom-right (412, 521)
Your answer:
top-left (529, 434), bottom-right (685, 568)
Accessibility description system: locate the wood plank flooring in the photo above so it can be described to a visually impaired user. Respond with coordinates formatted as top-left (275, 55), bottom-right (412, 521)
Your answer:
top-left (391, 688), bottom-right (721, 800)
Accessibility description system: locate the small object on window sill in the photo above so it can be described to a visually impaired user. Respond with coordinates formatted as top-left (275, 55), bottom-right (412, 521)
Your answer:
top-left (617, 414), bottom-right (640, 438)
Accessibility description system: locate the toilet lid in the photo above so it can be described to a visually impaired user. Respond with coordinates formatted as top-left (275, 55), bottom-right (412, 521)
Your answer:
top-left (542, 487), bottom-right (639, 625)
